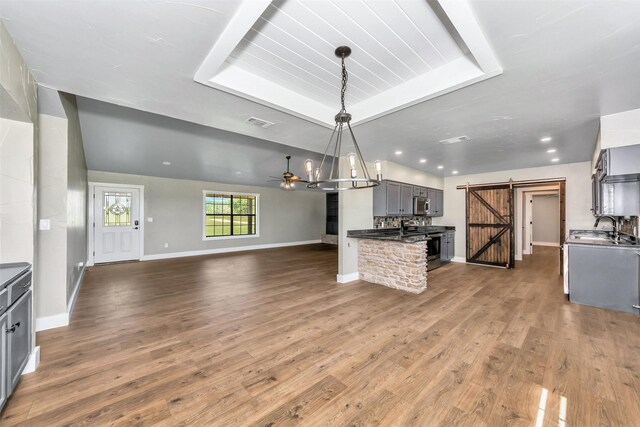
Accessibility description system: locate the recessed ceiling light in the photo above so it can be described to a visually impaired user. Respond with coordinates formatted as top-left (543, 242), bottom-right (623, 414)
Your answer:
top-left (162, 161), bottom-right (171, 166)
top-left (452, 170), bottom-right (459, 175)
top-left (547, 148), bottom-right (557, 153)
top-left (437, 165), bottom-right (444, 169)
top-left (540, 137), bottom-right (552, 142)
top-left (235, 171), bottom-right (242, 175)
top-left (419, 159), bottom-right (427, 163)
top-left (395, 150), bottom-right (403, 155)
top-left (551, 158), bottom-right (560, 162)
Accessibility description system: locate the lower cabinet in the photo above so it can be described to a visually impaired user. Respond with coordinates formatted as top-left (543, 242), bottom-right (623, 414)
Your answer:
top-left (0, 312), bottom-right (7, 411)
top-left (7, 291), bottom-right (32, 396)
top-left (568, 245), bottom-right (639, 313)
top-left (0, 287), bottom-right (32, 413)
top-left (441, 231), bottom-right (455, 262)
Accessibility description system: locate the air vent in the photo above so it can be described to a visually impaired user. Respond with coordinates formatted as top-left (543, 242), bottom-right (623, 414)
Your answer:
top-left (439, 135), bottom-right (471, 144)
top-left (245, 116), bottom-right (275, 129)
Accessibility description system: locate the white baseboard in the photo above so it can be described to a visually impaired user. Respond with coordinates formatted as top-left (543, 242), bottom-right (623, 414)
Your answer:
top-left (36, 312), bottom-right (69, 331)
top-left (451, 256), bottom-right (466, 263)
top-left (36, 265), bottom-right (87, 332)
top-left (532, 241), bottom-right (560, 247)
top-left (140, 240), bottom-right (322, 261)
top-left (22, 346), bottom-right (40, 374)
top-left (336, 272), bottom-right (359, 283)
top-left (67, 266), bottom-right (85, 321)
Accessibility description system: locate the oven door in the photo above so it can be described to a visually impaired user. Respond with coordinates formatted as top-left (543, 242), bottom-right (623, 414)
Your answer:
top-left (427, 234), bottom-right (442, 271)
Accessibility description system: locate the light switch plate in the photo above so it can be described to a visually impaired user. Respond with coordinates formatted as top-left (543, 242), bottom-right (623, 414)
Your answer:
top-left (39, 219), bottom-right (51, 230)
top-left (147, 217), bottom-right (153, 222)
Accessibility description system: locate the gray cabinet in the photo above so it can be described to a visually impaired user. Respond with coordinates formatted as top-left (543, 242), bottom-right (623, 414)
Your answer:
top-left (7, 290), bottom-right (31, 395)
top-left (400, 184), bottom-right (413, 216)
top-left (597, 144), bottom-right (640, 182)
top-left (441, 230), bottom-right (455, 262)
top-left (432, 190), bottom-right (443, 217)
top-left (373, 180), bottom-right (419, 216)
top-left (386, 182), bottom-right (401, 215)
top-left (0, 312), bottom-right (6, 412)
top-left (568, 245), bottom-right (640, 314)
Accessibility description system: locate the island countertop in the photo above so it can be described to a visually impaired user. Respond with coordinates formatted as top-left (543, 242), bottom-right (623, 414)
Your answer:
top-left (347, 226), bottom-right (454, 243)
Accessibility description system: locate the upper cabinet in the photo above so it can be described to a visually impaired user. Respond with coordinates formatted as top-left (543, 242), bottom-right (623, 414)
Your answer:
top-left (592, 144), bottom-right (640, 217)
top-left (596, 144), bottom-right (640, 183)
top-left (373, 180), bottom-right (443, 217)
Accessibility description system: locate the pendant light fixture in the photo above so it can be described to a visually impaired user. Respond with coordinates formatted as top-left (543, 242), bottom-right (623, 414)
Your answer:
top-left (304, 46), bottom-right (382, 190)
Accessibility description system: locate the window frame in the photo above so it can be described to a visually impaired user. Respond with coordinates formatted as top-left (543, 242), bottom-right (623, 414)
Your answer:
top-left (202, 190), bottom-right (260, 240)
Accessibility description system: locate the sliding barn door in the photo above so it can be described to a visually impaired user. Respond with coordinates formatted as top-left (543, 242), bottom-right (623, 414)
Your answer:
top-left (466, 185), bottom-right (514, 268)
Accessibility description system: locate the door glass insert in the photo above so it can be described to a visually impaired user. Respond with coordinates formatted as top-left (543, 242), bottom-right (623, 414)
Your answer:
top-left (103, 192), bottom-right (132, 226)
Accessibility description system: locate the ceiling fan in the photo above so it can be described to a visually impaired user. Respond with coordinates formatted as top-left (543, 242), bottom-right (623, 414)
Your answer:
top-left (269, 155), bottom-right (307, 191)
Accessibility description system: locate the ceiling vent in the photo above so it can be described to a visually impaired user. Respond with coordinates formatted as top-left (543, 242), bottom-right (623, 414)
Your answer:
top-left (439, 135), bottom-right (471, 144)
top-left (245, 116), bottom-right (275, 129)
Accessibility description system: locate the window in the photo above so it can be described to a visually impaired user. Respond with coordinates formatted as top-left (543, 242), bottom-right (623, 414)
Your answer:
top-left (204, 192), bottom-right (258, 239)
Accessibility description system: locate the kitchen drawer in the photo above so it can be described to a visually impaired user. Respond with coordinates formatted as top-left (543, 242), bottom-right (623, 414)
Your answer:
top-left (0, 288), bottom-right (7, 316)
top-left (8, 271), bottom-right (31, 306)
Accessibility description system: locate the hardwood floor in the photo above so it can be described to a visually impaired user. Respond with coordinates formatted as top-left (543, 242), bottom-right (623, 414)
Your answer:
top-left (2, 244), bottom-right (639, 426)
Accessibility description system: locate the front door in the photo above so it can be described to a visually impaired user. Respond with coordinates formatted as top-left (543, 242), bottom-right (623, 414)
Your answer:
top-left (466, 185), bottom-right (514, 268)
top-left (94, 186), bottom-right (141, 263)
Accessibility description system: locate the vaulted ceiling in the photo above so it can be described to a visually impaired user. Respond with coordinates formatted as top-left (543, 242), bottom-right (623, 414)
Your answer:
top-left (2, 0), bottom-right (640, 179)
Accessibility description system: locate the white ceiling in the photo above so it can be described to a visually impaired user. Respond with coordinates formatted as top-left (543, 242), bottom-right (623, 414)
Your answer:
top-left (2, 0), bottom-right (640, 178)
top-left (197, 0), bottom-right (501, 126)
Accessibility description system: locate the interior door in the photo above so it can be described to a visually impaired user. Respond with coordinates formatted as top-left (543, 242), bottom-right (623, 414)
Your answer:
top-left (524, 193), bottom-right (533, 255)
top-left (94, 186), bottom-right (141, 263)
top-left (466, 185), bottom-right (514, 268)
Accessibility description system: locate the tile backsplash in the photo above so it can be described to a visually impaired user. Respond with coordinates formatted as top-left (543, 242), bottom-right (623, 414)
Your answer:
top-left (373, 216), bottom-right (432, 229)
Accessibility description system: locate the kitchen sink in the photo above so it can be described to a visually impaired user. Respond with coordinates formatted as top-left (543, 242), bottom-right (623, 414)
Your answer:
top-left (573, 236), bottom-right (611, 241)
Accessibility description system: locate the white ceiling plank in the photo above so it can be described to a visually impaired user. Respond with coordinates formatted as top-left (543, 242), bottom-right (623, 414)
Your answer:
top-left (274, 0), bottom-right (401, 88)
top-left (260, 3), bottom-right (391, 94)
top-left (193, 0), bottom-right (271, 84)
top-left (366, 0), bottom-right (452, 69)
top-left (395, 0), bottom-right (465, 63)
top-left (298, 0), bottom-right (414, 83)
top-left (238, 26), bottom-right (370, 101)
top-left (330, 0), bottom-right (430, 74)
top-left (227, 54), bottom-right (336, 106)
top-left (231, 38), bottom-right (353, 103)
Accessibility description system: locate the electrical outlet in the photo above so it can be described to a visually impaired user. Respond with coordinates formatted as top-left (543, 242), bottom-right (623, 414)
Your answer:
top-left (164, 243), bottom-right (169, 248)
top-left (39, 219), bottom-right (51, 230)
top-left (147, 217), bottom-right (153, 222)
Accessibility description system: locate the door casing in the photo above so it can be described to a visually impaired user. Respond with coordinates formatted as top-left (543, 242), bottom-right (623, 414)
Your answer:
top-left (87, 182), bottom-right (145, 266)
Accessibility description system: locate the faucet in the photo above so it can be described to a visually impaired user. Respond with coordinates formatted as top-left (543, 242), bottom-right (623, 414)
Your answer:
top-left (594, 215), bottom-right (619, 240)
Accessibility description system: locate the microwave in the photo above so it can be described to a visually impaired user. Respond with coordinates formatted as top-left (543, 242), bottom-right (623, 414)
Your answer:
top-left (413, 197), bottom-right (430, 215)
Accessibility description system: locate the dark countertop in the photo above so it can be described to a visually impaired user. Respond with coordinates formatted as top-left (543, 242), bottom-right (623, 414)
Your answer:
top-left (0, 262), bottom-right (31, 289)
top-left (565, 229), bottom-right (639, 249)
top-left (347, 226), bottom-right (455, 243)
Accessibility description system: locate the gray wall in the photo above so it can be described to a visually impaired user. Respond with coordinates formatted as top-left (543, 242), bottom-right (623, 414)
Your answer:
top-left (36, 114), bottom-right (68, 317)
top-left (61, 93), bottom-right (88, 303)
top-left (532, 194), bottom-right (560, 244)
top-left (36, 91), bottom-right (88, 320)
top-left (88, 171), bottom-right (326, 256)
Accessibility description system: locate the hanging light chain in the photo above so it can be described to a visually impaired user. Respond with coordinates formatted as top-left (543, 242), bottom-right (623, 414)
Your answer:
top-left (340, 54), bottom-right (348, 113)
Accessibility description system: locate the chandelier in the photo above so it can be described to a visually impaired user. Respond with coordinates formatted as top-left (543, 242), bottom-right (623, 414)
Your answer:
top-left (304, 46), bottom-right (382, 190)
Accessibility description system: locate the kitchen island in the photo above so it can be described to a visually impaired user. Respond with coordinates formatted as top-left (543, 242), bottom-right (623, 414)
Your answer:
top-left (348, 227), bottom-right (443, 294)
